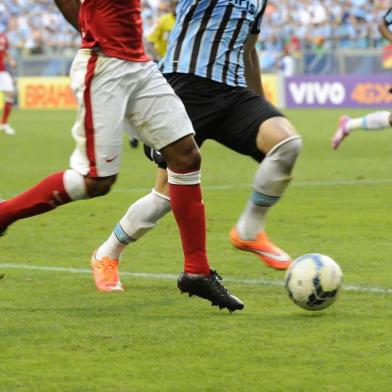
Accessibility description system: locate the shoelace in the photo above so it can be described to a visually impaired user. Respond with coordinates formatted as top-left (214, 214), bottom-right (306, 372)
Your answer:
top-left (208, 270), bottom-right (229, 295)
top-left (209, 270), bottom-right (222, 280)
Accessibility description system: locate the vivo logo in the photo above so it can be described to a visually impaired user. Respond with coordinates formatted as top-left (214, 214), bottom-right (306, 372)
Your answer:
top-left (289, 82), bottom-right (346, 105)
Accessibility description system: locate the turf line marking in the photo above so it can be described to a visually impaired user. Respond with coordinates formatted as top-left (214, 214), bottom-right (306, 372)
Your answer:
top-left (3, 178), bottom-right (392, 199)
top-left (111, 178), bottom-right (392, 193)
top-left (1, 263), bottom-right (391, 295)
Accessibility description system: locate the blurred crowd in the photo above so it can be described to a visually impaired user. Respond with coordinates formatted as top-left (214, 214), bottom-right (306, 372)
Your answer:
top-left (262, 0), bottom-right (389, 52)
top-left (0, 0), bottom-right (79, 56)
top-left (0, 0), bottom-right (390, 59)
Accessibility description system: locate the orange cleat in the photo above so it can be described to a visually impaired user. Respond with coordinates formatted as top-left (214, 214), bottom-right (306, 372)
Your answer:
top-left (91, 251), bottom-right (124, 292)
top-left (229, 227), bottom-right (292, 270)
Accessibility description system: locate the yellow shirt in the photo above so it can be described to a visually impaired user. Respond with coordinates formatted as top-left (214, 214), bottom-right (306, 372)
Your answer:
top-left (148, 12), bottom-right (176, 58)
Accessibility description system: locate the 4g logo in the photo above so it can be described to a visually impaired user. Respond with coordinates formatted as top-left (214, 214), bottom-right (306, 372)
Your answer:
top-left (351, 83), bottom-right (392, 105)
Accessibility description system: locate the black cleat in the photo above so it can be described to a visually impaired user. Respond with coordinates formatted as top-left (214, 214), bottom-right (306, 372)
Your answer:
top-left (177, 270), bottom-right (244, 312)
top-left (129, 138), bottom-right (139, 149)
top-left (0, 273), bottom-right (4, 280)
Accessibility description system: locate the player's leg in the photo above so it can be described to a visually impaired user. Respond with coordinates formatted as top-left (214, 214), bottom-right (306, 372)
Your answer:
top-left (94, 73), bottom-right (213, 265)
top-left (95, 167), bottom-right (171, 261)
top-left (69, 52), bottom-right (147, 292)
top-left (0, 51), bottom-right (122, 236)
top-left (124, 63), bottom-right (211, 276)
top-left (117, 62), bottom-right (243, 311)
top-left (158, 135), bottom-right (243, 311)
top-left (332, 111), bottom-right (392, 149)
top-left (213, 90), bottom-right (301, 269)
top-left (1, 92), bottom-right (15, 135)
top-left (231, 116), bottom-right (302, 269)
top-left (0, 72), bottom-right (16, 135)
top-left (160, 134), bottom-right (208, 275)
top-left (0, 170), bottom-right (109, 233)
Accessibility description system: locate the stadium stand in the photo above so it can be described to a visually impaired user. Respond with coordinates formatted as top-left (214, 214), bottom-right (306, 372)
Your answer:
top-left (0, 0), bottom-right (391, 75)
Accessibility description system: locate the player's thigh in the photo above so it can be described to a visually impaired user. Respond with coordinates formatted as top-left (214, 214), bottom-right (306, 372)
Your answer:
top-left (256, 116), bottom-right (298, 154)
top-left (125, 62), bottom-right (194, 151)
top-left (213, 95), bottom-right (268, 162)
top-left (69, 51), bottom-right (129, 177)
top-left (218, 91), bottom-right (292, 160)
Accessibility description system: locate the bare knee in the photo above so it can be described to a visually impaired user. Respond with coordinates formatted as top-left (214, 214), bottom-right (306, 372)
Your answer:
top-left (84, 175), bottom-right (117, 198)
top-left (175, 145), bottom-right (201, 172)
top-left (257, 117), bottom-right (299, 154)
top-left (160, 135), bottom-right (201, 172)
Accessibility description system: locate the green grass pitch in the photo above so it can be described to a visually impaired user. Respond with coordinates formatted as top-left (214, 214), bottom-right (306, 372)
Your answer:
top-left (1, 108), bottom-right (392, 391)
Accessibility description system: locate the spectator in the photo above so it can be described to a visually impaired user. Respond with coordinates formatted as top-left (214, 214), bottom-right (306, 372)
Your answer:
top-left (0, 0), bottom-right (389, 63)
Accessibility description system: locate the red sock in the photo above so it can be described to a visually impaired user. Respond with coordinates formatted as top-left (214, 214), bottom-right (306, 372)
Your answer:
top-left (0, 171), bottom-right (72, 228)
top-left (2, 102), bottom-right (12, 124)
top-left (169, 183), bottom-right (210, 276)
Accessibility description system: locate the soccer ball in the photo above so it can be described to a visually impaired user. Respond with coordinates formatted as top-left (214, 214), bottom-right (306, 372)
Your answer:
top-left (285, 254), bottom-right (343, 311)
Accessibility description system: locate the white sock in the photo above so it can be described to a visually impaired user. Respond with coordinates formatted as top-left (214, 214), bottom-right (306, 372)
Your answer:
top-left (237, 200), bottom-right (269, 239)
top-left (347, 111), bottom-right (391, 131)
top-left (96, 230), bottom-right (128, 261)
top-left (236, 136), bottom-right (302, 240)
top-left (63, 169), bottom-right (87, 200)
top-left (96, 190), bottom-right (171, 260)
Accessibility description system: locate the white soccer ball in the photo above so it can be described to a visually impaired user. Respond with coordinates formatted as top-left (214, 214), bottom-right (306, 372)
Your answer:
top-left (285, 254), bottom-right (343, 311)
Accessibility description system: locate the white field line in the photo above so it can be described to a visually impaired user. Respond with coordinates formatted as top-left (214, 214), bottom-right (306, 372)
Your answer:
top-left (112, 178), bottom-right (392, 193)
top-left (2, 178), bottom-right (392, 200)
top-left (0, 263), bottom-right (391, 295)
